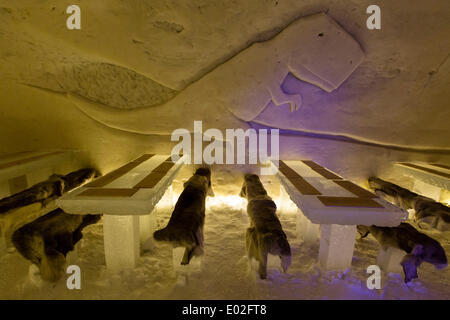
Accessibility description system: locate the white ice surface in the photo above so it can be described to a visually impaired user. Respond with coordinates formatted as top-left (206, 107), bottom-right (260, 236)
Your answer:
top-left (318, 224), bottom-right (356, 270)
top-left (103, 215), bottom-right (140, 273)
top-left (2, 181), bottom-right (450, 299)
top-left (273, 161), bottom-right (408, 226)
top-left (296, 211), bottom-right (319, 244)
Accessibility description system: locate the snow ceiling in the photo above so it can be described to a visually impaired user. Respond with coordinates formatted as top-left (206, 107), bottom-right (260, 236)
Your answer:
top-left (0, 0), bottom-right (449, 154)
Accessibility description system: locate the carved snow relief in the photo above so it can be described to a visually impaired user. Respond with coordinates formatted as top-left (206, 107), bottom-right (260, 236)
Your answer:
top-left (70, 13), bottom-right (364, 134)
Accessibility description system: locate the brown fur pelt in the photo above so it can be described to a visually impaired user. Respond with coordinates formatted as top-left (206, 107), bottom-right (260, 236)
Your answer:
top-left (59, 168), bottom-right (97, 192)
top-left (12, 209), bottom-right (101, 282)
top-left (240, 174), bottom-right (291, 279)
top-left (368, 177), bottom-right (450, 231)
top-left (358, 222), bottom-right (447, 283)
top-left (0, 168), bottom-right (97, 214)
top-left (153, 167), bottom-right (213, 265)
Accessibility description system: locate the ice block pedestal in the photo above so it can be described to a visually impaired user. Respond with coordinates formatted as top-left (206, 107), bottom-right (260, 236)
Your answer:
top-left (319, 224), bottom-right (356, 270)
top-left (139, 213), bottom-right (159, 252)
top-left (103, 215), bottom-right (140, 272)
top-left (273, 159), bottom-right (407, 271)
top-left (57, 154), bottom-right (185, 273)
top-left (279, 185), bottom-right (291, 215)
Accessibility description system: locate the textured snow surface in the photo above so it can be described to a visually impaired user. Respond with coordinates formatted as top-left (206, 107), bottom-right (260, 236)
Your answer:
top-left (1, 170), bottom-right (450, 300)
top-left (1, 1), bottom-right (449, 148)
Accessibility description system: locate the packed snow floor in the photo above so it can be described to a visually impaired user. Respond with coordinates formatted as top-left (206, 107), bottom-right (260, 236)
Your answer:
top-left (1, 176), bottom-right (450, 300)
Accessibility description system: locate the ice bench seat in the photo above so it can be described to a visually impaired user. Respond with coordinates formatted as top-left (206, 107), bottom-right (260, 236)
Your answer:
top-left (57, 154), bottom-right (186, 272)
top-left (273, 160), bottom-right (407, 270)
top-left (395, 162), bottom-right (450, 202)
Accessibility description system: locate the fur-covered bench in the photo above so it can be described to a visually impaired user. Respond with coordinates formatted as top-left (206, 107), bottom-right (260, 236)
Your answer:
top-left (12, 208), bottom-right (100, 282)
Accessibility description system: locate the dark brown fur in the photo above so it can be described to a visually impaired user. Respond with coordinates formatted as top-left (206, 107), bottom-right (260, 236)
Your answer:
top-left (12, 209), bottom-right (101, 282)
top-left (153, 167), bottom-right (213, 265)
top-left (240, 174), bottom-right (291, 279)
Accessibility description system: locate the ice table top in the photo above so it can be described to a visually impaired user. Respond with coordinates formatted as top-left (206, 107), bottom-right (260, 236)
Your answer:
top-left (394, 162), bottom-right (450, 190)
top-left (57, 154), bottom-right (185, 215)
top-left (273, 160), bottom-right (407, 226)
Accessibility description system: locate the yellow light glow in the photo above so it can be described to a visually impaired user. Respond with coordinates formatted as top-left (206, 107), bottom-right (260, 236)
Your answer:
top-left (206, 195), bottom-right (247, 209)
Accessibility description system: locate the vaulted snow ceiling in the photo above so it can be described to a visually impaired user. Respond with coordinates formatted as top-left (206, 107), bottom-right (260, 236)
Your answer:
top-left (0, 0), bottom-right (449, 152)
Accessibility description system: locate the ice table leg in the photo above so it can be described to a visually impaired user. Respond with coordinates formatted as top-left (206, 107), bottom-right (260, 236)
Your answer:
top-left (413, 180), bottom-right (442, 202)
top-left (139, 213), bottom-right (158, 252)
top-left (376, 246), bottom-right (405, 274)
top-left (296, 209), bottom-right (319, 244)
top-left (139, 214), bottom-right (152, 243)
top-left (319, 224), bottom-right (356, 270)
top-left (103, 215), bottom-right (140, 272)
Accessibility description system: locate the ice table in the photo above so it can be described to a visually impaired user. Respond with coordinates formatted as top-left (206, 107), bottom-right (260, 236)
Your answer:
top-left (395, 162), bottom-right (450, 202)
top-left (57, 154), bottom-right (185, 272)
top-left (273, 160), bottom-right (407, 270)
